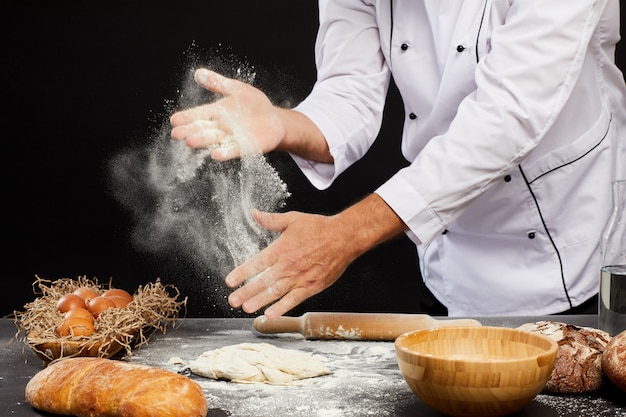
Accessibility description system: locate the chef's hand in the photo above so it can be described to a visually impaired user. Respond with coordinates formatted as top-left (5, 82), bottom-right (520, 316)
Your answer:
top-left (225, 209), bottom-right (355, 319)
top-left (170, 68), bottom-right (286, 161)
top-left (226, 194), bottom-right (408, 319)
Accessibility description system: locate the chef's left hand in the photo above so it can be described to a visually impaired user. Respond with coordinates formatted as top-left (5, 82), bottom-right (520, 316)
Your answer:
top-left (225, 209), bottom-right (355, 319)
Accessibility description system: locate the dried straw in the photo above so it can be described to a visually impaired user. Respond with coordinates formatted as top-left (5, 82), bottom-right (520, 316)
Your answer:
top-left (12, 275), bottom-right (187, 362)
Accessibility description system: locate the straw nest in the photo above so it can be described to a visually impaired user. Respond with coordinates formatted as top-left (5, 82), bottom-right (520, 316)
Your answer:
top-left (12, 275), bottom-right (187, 363)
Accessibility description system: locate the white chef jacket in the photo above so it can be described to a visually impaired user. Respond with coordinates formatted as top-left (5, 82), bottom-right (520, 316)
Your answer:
top-left (292, 0), bottom-right (626, 316)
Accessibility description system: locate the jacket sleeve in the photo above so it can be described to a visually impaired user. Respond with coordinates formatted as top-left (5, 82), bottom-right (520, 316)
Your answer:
top-left (292, 0), bottom-right (391, 189)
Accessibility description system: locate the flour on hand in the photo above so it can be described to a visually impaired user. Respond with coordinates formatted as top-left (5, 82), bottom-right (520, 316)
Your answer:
top-left (187, 343), bottom-right (331, 385)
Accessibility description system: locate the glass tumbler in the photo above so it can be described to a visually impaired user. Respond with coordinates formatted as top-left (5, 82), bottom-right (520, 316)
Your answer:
top-left (599, 179), bottom-right (626, 336)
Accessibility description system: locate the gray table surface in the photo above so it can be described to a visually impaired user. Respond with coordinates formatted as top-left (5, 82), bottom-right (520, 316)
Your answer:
top-left (1, 316), bottom-right (624, 417)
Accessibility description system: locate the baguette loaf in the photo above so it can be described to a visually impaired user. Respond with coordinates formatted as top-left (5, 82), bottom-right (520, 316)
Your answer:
top-left (25, 357), bottom-right (208, 417)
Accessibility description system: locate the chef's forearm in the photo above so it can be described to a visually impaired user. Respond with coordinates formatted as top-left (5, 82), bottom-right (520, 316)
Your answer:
top-left (332, 193), bottom-right (408, 260)
top-left (273, 108), bottom-right (406, 257)
top-left (275, 108), bottom-right (334, 164)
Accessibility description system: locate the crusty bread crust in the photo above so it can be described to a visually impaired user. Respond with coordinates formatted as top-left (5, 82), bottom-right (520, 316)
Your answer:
top-left (517, 321), bottom-right (610, 394)
top-left (602, 330), bottom-right (626, 392)
top-left (25, 357), bottom-right (208, 417)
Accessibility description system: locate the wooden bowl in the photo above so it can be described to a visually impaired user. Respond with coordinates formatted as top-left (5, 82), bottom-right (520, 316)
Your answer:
top-left (395, 326), bottom-right (557, 417)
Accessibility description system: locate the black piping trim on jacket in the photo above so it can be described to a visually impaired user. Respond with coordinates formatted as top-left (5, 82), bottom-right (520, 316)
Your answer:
top-left (518, 166), bottom-right (573, 309)
top-left (528, 113), bottom-right (612, 185)
top-left (475, 0), bottom-right (489, 64)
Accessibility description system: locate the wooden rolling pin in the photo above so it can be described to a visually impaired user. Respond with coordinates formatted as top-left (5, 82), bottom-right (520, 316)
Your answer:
top-left (253, 312), bottom-right (481, 341)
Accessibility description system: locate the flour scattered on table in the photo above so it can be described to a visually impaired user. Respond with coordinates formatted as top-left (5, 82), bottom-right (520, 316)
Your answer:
top-left (535, 393), bottom-right (626, 417)
top-left (137, 334), bottom-right (415, 417)
top-left (187, 342), bottom-right (331, 385)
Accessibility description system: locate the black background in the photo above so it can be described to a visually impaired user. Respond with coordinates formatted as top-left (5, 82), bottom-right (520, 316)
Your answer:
top-left (3, 2), bottom-right (625, 318)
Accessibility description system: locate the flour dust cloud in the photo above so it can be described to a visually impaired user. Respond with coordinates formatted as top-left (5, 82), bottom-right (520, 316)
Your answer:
top-left (110, 53), bottom-right (291, 314)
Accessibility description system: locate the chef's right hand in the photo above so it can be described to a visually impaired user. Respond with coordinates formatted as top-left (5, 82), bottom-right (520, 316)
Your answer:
top-left (170, 68), bottom-right (287, 160)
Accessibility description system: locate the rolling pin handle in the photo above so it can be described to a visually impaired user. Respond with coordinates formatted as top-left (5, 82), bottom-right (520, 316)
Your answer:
top-left (253, 315), bottom-right (302, 335)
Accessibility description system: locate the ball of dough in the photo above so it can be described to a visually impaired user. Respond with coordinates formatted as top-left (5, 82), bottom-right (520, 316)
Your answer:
top-left (601, 329), bottom-right (626, 392)
top-left (187, 343), bottom-right (330, 385)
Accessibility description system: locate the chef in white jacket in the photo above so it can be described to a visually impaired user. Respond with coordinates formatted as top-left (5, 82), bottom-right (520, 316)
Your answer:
top-left (171, 0), bottom-right (626, 317)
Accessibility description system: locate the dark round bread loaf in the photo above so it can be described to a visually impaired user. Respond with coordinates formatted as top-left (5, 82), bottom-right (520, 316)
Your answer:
top-left (601, 330), bottom-right (626, 392)
top-left (517, 321), bottom-right (611, 394)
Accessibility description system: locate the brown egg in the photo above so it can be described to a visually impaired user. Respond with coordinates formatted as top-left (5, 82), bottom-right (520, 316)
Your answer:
top-left (56, 317), bottom-right (95, 337)
top-left (56, 293), bottom-right (87, 313)
top-left (102, 288), bottom-right (133, 303)
top-left (63, 307), bottom-right (95, 323)
top-left (73, 286), bottom-right (99, 302)
top-left (86, 296), bottom-right (117, 318)
top-left (107, 296), bottom-right (131, 308)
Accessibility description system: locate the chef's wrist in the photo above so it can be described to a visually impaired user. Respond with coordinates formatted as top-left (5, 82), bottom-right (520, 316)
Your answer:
top-left (333, 193), bottom-right (408, 260)
top-left (275, 108), bottom-right (333, 163)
